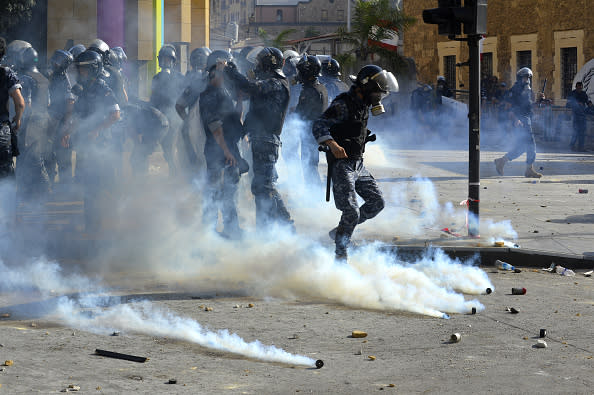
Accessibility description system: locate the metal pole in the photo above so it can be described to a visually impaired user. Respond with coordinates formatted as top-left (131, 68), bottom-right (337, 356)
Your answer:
top-left (347, 0), bottom-right (351, 32)
top-left (467, 34), bottom-right (481, 237)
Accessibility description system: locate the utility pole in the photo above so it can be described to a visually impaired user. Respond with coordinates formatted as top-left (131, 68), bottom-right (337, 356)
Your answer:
top-left (423, 0), bottom-right (487, 237)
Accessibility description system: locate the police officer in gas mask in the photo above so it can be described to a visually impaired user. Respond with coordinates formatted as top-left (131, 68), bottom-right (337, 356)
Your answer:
top-left (494, 67), bottom-right (544, 178)
top-left (295, 54), bottom-right (327, 185)
top-left (222, 47), bottom-right (294, 230)
top-left (200, 51), bottom-right (247, 238)
top-left (46, 49), bottom-right (76, 184)
top-left (16, 45), bottom-right (52, 197)
top-left (151, 44), bottom-right (185, 176)
top-left (313, 65), bottom-right (398, 261)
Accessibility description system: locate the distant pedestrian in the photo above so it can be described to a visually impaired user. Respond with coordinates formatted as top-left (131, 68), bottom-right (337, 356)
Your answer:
top-left (566, 82), bottom-right (593, 152)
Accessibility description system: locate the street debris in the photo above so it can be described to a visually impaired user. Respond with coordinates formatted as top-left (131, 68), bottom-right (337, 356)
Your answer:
top-left (543, 263), bottom-right (576, 276)
top-left (61, 384), bottom-right (81, 392)
top-left (315, 359), bottom-right (324, 369)
top-left (95, 349), bottom-right (148, 363)
top-left (247, 303), bottom-right (255, 308)
top-left (540, 329), bottom-right (547, 338)
top-left (111, 331), bottom-right (120, 336)
top-left (0, 313), bottom-right (10, 318)
top-left (494, 241), bottom-right (505, 247)
top-left (471, 307), bottom-right (477, 315)
top-left (496, 260), bottom-right (515, 271)
top-left (534, 340), bottom-right (548, 348)
top-left (167, 379), bottom-right (177, 384)
top-left (450, 333), bottom-right (461, 343)
top-left (204, 306), bottom-right (213, 312)
top-left (584, 271), bottom-right (592, 277)
top-left (3, 360), bottom-right (13, 366)
top-left (233, 305), bottom-right (240, 308)
top-left (506, 307), bottom-right (520, 314)
top-left (511, 287), bottom-right (527, 295)
top-left (368, 355), bottom-right (376, 361)
top-left (485, 288), bottom-right (492, 294)
top-left (351, 330), bottom-right (368, 338)
top-left (578, 189), bottom-right (588, 194)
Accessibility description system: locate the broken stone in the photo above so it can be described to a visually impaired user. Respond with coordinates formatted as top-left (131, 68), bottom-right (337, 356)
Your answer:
top-left (351, 330), bottom-right (368, 338)
top-left (204, 307), bottom-right (213, 312)
top-left (247, 303), bottom-right (255, 308)
top-left (4, 360), bottom-right (13, 366)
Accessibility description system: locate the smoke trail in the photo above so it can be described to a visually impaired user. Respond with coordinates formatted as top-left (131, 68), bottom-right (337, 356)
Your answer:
top-left (0, 259), bottom-right (316, 367)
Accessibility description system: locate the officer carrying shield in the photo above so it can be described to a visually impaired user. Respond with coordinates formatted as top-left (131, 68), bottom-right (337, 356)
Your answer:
top-left (313, 65), bottom-right (398, 261)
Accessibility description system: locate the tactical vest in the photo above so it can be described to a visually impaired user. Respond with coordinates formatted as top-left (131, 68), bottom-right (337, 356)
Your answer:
top-left (25, 70), bottom-right (49, 115)
top-left (247, 77), bottom-right (290, 136)
top-left (329, 92), bottom-right (369, 159)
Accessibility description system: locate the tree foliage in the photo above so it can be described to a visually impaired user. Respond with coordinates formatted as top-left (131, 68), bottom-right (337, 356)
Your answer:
top-left (258, 28), bottom-right (297, 49)
top-left (0, 0), bottom-right (36, 33)
top-left (338, 0), bottom-right (415, 73)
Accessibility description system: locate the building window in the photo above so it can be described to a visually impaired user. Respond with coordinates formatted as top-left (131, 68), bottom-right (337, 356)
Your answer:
top-left (481, 52), bottom-right (493, 77)
top-left (516, 50), bottom-right (531, 71)
top-left (561, 47), bottom-right (577, 98)
top-left (277, 9), bottom-right (283, 22)
top-left (321, 9), bottom-right (328, 21)
top-left (337, 9), bottom-right (344, 21)
top-left (444, 55), bottom-right (456, 90)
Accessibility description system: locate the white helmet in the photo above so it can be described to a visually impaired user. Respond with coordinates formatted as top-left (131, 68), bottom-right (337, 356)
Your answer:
top-left (283, 49), bottom-right (299, 60)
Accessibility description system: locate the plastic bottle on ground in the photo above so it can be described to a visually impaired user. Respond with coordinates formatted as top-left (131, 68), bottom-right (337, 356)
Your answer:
top-left (495, 259), bottom-right (515, 271)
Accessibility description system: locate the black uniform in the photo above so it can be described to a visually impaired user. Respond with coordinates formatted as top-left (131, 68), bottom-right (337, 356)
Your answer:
top-left (295, 78), bottom-right (327, 185)
top-left (199, 83), bottom-right (246, 237)
top-left (0, 66), bottom-right (21, 177)
top-left (73, 78), bottom-right (120, 231)
top-left (567, 88), bottom-right (592, 151)
top-left (47, 73), bottom-right (75, 182)
top-left (312, 87), bottom-right (385, 258)
top-left (150, 68), bottom-right (185, 175)
top-left (224, 66), bottom-right (292, 229)
top-left (17, 68), bottom-right (51, 196)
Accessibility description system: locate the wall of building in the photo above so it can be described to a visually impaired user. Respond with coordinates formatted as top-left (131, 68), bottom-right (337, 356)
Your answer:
top-left (403, 0), bottom-right (594, 102)
top-left (47, 0), bottom-right (98, 53)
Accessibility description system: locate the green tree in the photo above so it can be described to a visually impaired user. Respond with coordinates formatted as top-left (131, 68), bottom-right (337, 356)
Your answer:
top-left (258, 27), bottom-right (297, 49)
top-left (0, 0), bottom-right (36, 33)
top-left (338, 0), bottom-right (415, 72)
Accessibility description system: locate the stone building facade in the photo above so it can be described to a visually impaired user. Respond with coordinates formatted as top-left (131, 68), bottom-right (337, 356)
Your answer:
top-left (402, 0), bottom-right (594, 103)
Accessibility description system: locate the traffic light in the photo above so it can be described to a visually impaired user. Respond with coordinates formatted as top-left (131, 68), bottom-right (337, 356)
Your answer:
top-left (422, 0), bottom-right (462, 36)
top-left (423, 0), bottom-right (487, 36)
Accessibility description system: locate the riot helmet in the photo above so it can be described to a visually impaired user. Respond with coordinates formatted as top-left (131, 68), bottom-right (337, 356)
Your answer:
top-left (296, 55), bottom-right (321, 81)
top-left (48, 49), bottom-right (74, 76)
top-left (6, 40), bottom-right (32, 69)
top-left (283, 49), bottom-right (299, 60)
top-left (75, 50), bottom-right (103, 86)
top-left (321, 58), bottom-right (341, 77)
top-left (517, 67), bottom-right (533, 87)
top-left (88, 38), bottom-right (110, 63)
top-left (111, 47), bottom-right (127, 69)
top-left (158, 44), bottom-right (177, 70)
top-left (254, 47), bottom-right (284, 79)
top-left (206, 50), bottom-right (233, 72)
top-left (351, 65), bottom-right (399, 116)
top-left (69, 44), bottom-right (86, 59)
top-left (19, 46), bottom-right (39, 72)
top-left (190, 47), bottom-right (211, 71)
top-left (437, 75), bottom-right (446, 83)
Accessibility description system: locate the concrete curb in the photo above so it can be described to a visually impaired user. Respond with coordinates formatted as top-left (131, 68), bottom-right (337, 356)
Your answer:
top-left (385, 245), bottom-right (594, 270)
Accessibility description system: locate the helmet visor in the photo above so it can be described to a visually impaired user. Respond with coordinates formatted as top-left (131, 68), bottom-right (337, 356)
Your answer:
top-left (371, 70), bottom-right (399, 93)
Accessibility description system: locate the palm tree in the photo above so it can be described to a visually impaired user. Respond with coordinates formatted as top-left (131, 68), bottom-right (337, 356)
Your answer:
top-left (258, 28), bottom-right (297, 49)
top-left (338, 0), bottom-right (415, 72)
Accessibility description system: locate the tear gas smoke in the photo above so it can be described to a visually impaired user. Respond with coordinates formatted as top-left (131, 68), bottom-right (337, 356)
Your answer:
top-left (0, 259), bottom-right (317, 367)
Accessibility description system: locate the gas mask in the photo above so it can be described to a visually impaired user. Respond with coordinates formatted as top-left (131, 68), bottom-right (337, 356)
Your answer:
top-left (367, 90), bottom-right (388, 116)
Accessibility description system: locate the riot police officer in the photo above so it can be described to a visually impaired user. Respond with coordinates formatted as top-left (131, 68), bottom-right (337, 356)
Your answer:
top-left (223, 47), bottom-right (294, 229)
top-left (494, 67), bottom-right (543, 178)
top-left (151, 44), bottom-right (185, 176)
top-left (47, 49), bottom-right (76, 183)
top-left (88, 39), bottom-right (127, 105)
top-left (72, 50), bottom-right (120, 232)
top-left (319, 57), bottom-right (348, 102)
top-left (16, 46), bottom-right (52, 197)
top-left (200, 51), bottom-right (247, 238)
top-left (313, 65), bottom-right (398, 261)
top-left (0, 37), bottom-right (25, 179)
top-left (295, 55), bottom-right (327, 185)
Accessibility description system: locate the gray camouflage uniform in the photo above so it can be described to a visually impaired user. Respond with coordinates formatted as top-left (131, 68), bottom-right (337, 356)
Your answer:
top-left (312, 87), bottom-right (384, 258)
